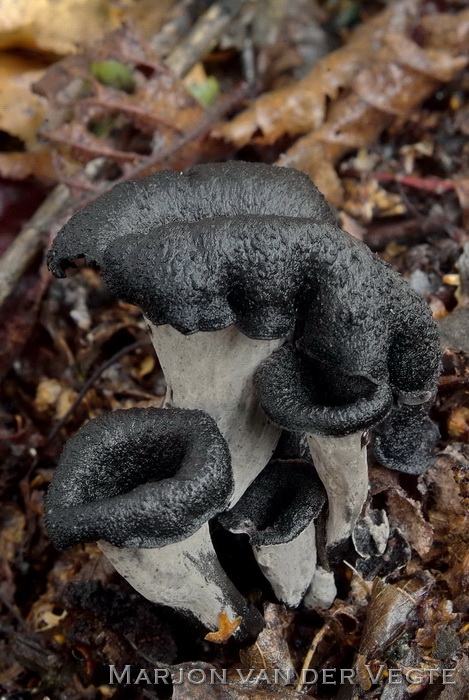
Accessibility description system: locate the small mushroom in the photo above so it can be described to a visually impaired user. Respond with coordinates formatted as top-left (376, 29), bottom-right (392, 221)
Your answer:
top-left (46, 162), bottom-right (336, 503)
top-left (220, 460), bottom-right (326, 607)
top-left (45, 406), bottom-right (263, 640)
top-left (255, 343), bottom-right (391, 554)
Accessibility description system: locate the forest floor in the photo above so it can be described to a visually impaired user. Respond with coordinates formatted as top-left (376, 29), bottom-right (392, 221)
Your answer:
top-left (0, 1), bottom-right (469, 698)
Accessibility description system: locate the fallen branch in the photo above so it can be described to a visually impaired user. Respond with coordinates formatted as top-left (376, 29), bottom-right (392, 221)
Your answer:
top-left (0, 185), bottom-right (69, 307)
top-left (165, 0), bottom-right (250, 78)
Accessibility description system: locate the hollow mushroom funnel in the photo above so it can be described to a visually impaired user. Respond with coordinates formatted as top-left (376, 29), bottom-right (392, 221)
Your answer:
top-left (45, 407), bottom-right (264, 640)
top-left (220, 460), bottom-right (329, 608)
top-left (46, 161), bottom-right (337, 504)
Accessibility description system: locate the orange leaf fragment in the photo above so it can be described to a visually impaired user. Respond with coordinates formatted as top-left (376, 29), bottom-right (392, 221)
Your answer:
top-left (204, 612), bottom-right (242, 644)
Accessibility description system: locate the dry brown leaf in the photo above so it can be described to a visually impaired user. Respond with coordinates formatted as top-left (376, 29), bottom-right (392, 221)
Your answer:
top-left (0, 151), bottom-right (54, 181)
top-left (343, 178), bottom-right (405, 223)
top-left (0, 54), bottom-right (47, 148)
top-left (214, 2), bottom-right (414, 147)
top-left (34, 28), bottom-right (206, 175)
top-left (216, 4), bottom-right (469, 206)
top-left (447, 407), bottom-right (469, 440)
top-left (425, 448), bottom-right (469, 544)
top-left (0, 0), bottom-right (121, 55)
top-left (34, 378), bottom-right (77, 418)
top-left (171, 662), bottom-right (303, 699)
top-left (415, 598), bottom-right (457, 650)
top-left (359, 578), bottom-right (424, 658)
top-left (239, 604), bottom-right (295, 684)
top-left (386, 491), bottom-right (434, 558)
top-left (0, 503), bottom-right (26, 562)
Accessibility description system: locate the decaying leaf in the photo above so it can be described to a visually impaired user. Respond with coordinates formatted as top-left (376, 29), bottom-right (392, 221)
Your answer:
top-left (0, 503), bottom-right (26, 562)
top-left (0, 0), bottom-right (121, 55)
top-left (425, 447), bottom-right (469, 544)
top-left (34, 378), bottom-right (77, 419)
top-left (171, 662), bottom-right (303, 699)
top-left (385, 491), bottom-right (433, 559)
top-left (215, 3), bottom-right (469, 206)
top-left (239, 604), bottom-right (295, 685)
top-left (359, 578), bottom-right (421, 659)
top-left (0, 54), bottom-right (47, 148)
top-left (34, 28), bottom-right (207, 178)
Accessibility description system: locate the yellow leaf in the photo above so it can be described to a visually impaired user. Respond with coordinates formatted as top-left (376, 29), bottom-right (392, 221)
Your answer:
top-left (0, 54), bottom-right (46, 148)
top-left (0, 0), bottom-right (121, 55)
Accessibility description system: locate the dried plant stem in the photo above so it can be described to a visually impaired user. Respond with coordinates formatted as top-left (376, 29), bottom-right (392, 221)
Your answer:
top-left (165, 0), bottom-right (250, 78)
top-left (0, 185), bottom-right (69, 308)
top-left (296, 621), bottom-right (330, 692)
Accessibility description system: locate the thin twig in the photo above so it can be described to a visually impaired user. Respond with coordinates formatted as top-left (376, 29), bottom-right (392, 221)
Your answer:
top-left (296, 621), bottom-right (330, 692)
top-left (46, 338), bottom-right (152, 443)
top-left (77, 97), bottom-right (185, 133)
top-left (165, 0), bottom-right (250, 78)
top-left (40, 131), bottom-right (144, 163)
top-left (343, 168), bottom-right (455, 194)
top-left (0, 185), bottom-right (70, 307)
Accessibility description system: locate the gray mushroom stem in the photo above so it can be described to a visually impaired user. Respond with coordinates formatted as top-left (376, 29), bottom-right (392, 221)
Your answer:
top-left (149, 322), bottom-right (284, 504)
top-left (220, 460), bottom-right (326, 607)
top-left (252, 518), bottom-right (318, 607)
top-left (99, 523), bottom-right (257, 635)
top-left (306, 432), bottom-right (369, 553)
top-left (304, 567), bottom-right (337, 610)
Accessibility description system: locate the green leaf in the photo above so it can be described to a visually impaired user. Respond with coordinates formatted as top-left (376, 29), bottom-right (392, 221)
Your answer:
top-left (188, 76), bottom-right (220, 108)
top-left (90, 60), bottom-right (135, 92)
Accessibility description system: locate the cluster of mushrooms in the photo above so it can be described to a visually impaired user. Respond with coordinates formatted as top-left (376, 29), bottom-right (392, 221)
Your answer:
top-left (45, 162), bottom-right (441, 642)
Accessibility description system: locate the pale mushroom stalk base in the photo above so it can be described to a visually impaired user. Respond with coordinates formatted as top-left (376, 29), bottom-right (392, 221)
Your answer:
top-left (253, 519), bottom-right (317, 608)
top-left (99, 523), bottom-right (250, 634)
top-left (304, 567), bottom-right (337, 610)
top-left (148, 322), bottom-right (284, 505)
top-left (306, 431), bottom-right (369, 554)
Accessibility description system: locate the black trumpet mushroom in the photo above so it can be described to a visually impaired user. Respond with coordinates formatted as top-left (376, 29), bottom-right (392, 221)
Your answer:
top-left (45, 407), bottom-right (264, 640)
top-left (46, 160), bottom-right (441, 614)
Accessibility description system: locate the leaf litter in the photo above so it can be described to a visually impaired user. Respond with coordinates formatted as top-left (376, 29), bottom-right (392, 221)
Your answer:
top-left (0, 0), bottom-right (469, 698)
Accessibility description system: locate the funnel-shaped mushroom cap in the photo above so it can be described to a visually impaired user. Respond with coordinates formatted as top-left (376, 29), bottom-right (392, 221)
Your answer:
top-left (219, 460), bottom-right (325, 546)
top-left (371, 401), bottom-right (439, 474)
top-left (47, 161), bottom-right (335, 278)
top-left (255, 344), bottom-right (393, 437)
top-left (45, 407), bottom-right (233, 549)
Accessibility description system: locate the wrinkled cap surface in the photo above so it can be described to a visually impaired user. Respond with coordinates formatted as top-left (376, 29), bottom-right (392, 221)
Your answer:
top-left (47, 160), bottom-right (335, 277)
top-left (45, 407), bottom-right (233, 549)
top-left (371, 401), bottom-right (439, 474)
top-left (255, 343), bottom-right (393, 436)
top-left (46, 161), bottom-right (337, 339)
top-left (219, 459), bottom-right (325, 546)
